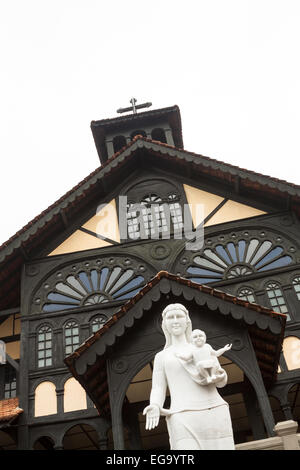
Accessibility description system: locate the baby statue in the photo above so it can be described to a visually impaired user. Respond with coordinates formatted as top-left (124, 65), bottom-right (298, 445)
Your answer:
top-left (176, 329), bottom-right (232, 385)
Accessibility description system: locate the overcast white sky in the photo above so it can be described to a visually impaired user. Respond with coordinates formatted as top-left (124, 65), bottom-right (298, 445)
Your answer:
top-left (1, 0), bottom-right (300, 245)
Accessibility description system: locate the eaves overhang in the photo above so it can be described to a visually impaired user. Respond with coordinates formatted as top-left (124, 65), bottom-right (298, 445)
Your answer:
top-left (1, 135), bottom-right (300, 310)
top-left (2, 135), bottom-right (300, 264)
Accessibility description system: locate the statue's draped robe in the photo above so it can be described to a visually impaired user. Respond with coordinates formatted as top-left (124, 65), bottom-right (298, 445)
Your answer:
top-left (150, 348), bottom-right (235, 450)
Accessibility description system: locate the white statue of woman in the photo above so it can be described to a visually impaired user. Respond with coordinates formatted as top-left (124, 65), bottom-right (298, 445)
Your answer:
top-left (143, 303), bottom-right (235, 450)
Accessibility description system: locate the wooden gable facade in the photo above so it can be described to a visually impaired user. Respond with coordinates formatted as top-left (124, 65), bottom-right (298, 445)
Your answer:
top-left (0, 105), bottom-right (300, 450)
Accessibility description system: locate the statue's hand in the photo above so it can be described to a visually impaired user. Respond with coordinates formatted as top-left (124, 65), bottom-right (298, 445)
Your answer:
top-left (224, 343), bottom-right (232, 351)
top-left (143, 404), bottom-right (160, 430)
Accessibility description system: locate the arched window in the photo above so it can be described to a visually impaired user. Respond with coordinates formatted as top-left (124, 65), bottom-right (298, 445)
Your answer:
top-left (64, 377), bottom-right (87, 413)
top-left (126, 192), bottom-right (183, 240)
top-left (34, 381), bottom-right (57, 417)
top-left (237, 287), bottom-right (256, 303)
top-left (62, 424), bottom-right (99, 450)
top-left (64, 321), bottom-right (79, 356)
top-left (113, 135), bottom-right (127, 153)
top-left (33, 436), bottom-right (55, 450)
top-left (131, 129), bottom-right (147, 140)
top-left (182, 233), bottom-right (294, 284)
top-left (282, 336), bottom-right (300, 370)
top-left (42, 266), bottom-right (146, 313)
top-left (292, 276), bottom-right (300, 300)
top-left (266, 282), bottom-right (290, 320)
top-left (37, 325), bottom-right (52, 368)
top-left (90, 315), bottom-right (107, 334)
top-left (151, 128), bottom-right (167, 143)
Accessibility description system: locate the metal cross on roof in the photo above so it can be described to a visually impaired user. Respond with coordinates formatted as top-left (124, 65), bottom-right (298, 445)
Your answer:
top-left (117, 98), bottom-right (152, 115)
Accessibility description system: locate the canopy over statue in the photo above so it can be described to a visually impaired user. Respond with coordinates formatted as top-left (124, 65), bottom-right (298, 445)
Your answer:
top-left (143, 303), bottom-right (235, 450)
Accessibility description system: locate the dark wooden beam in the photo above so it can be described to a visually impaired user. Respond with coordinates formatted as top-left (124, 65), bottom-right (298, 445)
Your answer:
top-left (203, 198), bottom-right (228, 225)
top-left (79, 227), bottom-right (119, 246)
top-left (0, 308), bottom-right (20, 319)
top-left (0, 335), bottom-right (20, 344)
top-left (5, 354), bottom-right (19, 372)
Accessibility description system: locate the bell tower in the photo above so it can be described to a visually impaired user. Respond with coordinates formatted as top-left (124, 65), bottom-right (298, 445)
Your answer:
top-left (90, 100), bottom-right (183, 165)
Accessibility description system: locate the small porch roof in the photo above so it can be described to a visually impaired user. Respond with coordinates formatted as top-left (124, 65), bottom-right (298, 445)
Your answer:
top-left (65, 271), bottom-right (286, 418)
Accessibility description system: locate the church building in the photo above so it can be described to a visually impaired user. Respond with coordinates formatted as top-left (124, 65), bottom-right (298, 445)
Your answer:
top-left (0, 103), bottom-right (299, 450)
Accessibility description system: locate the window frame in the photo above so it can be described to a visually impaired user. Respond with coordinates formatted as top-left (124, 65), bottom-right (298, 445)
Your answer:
top-left (90, 314), bottom-right (108, 335)
top-left (4, 363), bottom-right (17, 398)
top-left (64, 320), bottom-right (80, 356)
top-left (125, 192), bottom-right (185, 242)
top-left (237, 286), bottom-right (256, 303)
top-left (265, 281), bottom-right (290, 321)
top-left (37, 324), bottom-right (53, 369)
top-left (292, 276), bottom-right (300, 301)
top-left (0, 363), bottom-right (17, 399)
top-left (119, 177), bottom-right (189, 243)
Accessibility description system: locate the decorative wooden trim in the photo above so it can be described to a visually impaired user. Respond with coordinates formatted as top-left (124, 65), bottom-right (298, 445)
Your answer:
top-left (79, 227), bottom-right (119, 246)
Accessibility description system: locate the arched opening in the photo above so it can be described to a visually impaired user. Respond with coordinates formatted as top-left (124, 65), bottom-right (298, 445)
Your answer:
top-left (113, 135), bottom-right (127, 154)
top-left (124, 178), bottom-right (184, 242)
top-left (64, 377), bottom-right (87, 413)
top-left (0, 429), bottom-right (17, 450)
top-left (33, 436), bottom-right (55, 450)
top-left (287, 383), bottom-right (300, 425)
top-left (217, 356), bottom-right (253, 444)
top-left (120, 356), bottom-right (261, 449)
top-left (268, 395), bottom-right (285, 423)
top-left (130, 130), bottom-right (146, 140)
top-left (34, 381), bottom-right (57, 417)
top-left (151, 128), bottom-right (167, 143)
top-left (126, 362), bottom-right (169, 450)
top-left (62, 423), bottom-right (100, 450)
top-left (282, 336), bottom-right (300, 370)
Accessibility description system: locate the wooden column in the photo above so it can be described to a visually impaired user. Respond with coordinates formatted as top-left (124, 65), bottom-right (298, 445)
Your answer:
top-left (107, 359), bottom-right (125, 450)
top-left (127, 410), bottom-right (143, 450)
top-left (243, 379), bottom-right (266, 440)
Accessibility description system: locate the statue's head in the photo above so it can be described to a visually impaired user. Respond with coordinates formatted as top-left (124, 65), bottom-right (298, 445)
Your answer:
top-left (161, 303), bottom-right (192, 348)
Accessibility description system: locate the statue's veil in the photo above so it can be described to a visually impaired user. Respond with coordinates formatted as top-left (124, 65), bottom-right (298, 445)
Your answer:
top-left (161, 303), bottom-right (192, 348)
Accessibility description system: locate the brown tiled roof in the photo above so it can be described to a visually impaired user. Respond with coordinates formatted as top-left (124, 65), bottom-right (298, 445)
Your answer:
top-left (0, 398), bottom-right (23, 422)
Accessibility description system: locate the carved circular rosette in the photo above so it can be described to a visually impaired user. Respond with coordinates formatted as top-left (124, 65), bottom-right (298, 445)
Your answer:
top-left (231, 338), bottom-right (244, 351)
top-left (26, 265), bottom-right (40, 277)
top-left (111, 358), bottom-right (129, 374)
top-left (279, 215), bottom-right (293, 226)
top-left (150, 244), bottom-right (171, 260)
